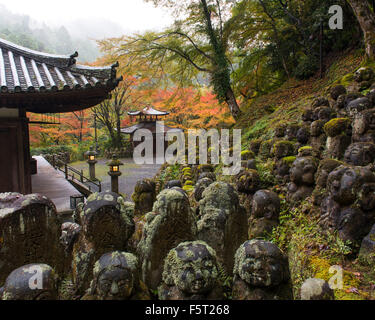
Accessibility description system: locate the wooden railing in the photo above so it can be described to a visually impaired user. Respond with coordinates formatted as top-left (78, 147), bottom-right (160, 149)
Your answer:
top-left (54, 162), bottom-right (102, 193)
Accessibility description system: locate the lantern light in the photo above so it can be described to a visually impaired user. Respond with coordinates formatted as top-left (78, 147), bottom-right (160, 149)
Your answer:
top-left (85, 146), bottom-right (98, 162)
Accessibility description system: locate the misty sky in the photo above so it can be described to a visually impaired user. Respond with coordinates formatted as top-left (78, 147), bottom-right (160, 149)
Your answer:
top-left (0, 0), bottom-right (173, 35)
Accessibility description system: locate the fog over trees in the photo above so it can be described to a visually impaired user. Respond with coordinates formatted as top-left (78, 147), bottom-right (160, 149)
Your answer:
top-left (0, 4), bottom-right (126, 62)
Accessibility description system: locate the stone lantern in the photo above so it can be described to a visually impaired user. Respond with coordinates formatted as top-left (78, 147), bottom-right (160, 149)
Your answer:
top-left (85, 146), bottom-right (98, 181)
top-left (107, 154), bottom-right (123, 194)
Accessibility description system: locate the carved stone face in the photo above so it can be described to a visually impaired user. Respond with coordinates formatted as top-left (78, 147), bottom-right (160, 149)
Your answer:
top-left (1, 264), bottom-right (57, 300)
top-left (327, 166), bottom-right (358, 205)
top-left (92, 252), bottom-right (138, 300)
top-left (290, 157), bottom-right (318, 186)
top-left (344, 143), bottom-right (375, 166)
top-left (234, 240), bottom-right (289, 287)
top-left (310, 120), bottom-right (325, 137)
top-left (327, 166), bottom-right (375, 206)
top-left (163, 241), bottom-right (219, 295)
top-left (251, 190), bottom-right (280, 220)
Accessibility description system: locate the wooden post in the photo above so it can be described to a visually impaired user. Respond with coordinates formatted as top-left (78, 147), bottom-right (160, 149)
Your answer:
top-left (80, 170), bottom-right (84, 183)
top-left (65, 164), bottom-right (68, 179)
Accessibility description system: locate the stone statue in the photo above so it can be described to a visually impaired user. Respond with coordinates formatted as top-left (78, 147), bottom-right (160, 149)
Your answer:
top-left (248, 190), bottom-right (280, 239)
top-left (72, 191), bottom-right (135, 295)
top-left (232, 240), bottom-right (292, 300)
top-left (1, 264), bottom-right (58, 300)
top-left (84, 251), bottom-right (149, 300)
top-left (197, 182), bottom-right (248, 274)
top-left (287, 157), bottom-right (319, 203)
top-left (137, 187), bottom-right (197, 291)
top-left (158, 241), bottom-right (224, 300)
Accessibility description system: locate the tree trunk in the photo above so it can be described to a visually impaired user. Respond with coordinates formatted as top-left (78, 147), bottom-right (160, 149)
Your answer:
top-left (225, 87), bottom-right (241, 120)
top-left (347, 0), bottom-right (375, 58)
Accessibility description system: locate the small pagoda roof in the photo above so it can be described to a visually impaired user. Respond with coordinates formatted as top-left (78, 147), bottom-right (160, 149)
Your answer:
top-left (120, 121), bottom-right (183, 135)
top-left (0, 37), bottom-right (122, 113)
top-left (128, 106), bottom-right (169, 117)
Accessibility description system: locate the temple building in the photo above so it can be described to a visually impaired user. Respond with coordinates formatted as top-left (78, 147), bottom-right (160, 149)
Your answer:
top-left (0, 37), bottom-right (121, 194)
top-left (121, 106), bottom-right (183, 154)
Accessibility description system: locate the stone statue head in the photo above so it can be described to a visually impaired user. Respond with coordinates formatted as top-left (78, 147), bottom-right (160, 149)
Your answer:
top-left (344, 142), bottom-right (375, 166)
top-left (327, 165), bottom-right (375, 206)
top-left (162, 241), bottom-right (219, 295)
top-left (235, 169), bottom-right (261, 194)
top-left (90, 251), bottom-right (138, 300)
top-left (290, 157), bottom-right (319, 186)
top-left (233, 240), bottom-right (289, 287)
top-left (1, 264), bottom-right (57, 300)
top-left (78, 192), bottom-right (135, 249)
top-left (310, 120), bottom-right (325, 137)
top-left (153, 187), bottom-right (190, 216)
top-left (251, 190), bottom-right (280, 220)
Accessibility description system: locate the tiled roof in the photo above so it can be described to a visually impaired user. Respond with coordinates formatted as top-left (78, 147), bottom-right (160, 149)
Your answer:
top-left (121, 121), bottom-right (183, 134)
top-left (128, 106), bottom-right (169, 116)
top-left (0, 37), bottom-right (121, 94)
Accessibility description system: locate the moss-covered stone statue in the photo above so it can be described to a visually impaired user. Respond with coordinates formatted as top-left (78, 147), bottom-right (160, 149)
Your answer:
top-left (352, 108), bottom-right (375, 143)
top-left (344, 142), bottom-right (375, 166)
top-left (197, 182), bottom-right (248, 275)
top-left (232, 240), bottom-right (293, 300)
top-left (248, 190), bottom-right (280, 239)
top-left (320, 165), bottom-right (375, 245)
top-left (234, 168), bottom-right (261, 216)
top-left (287, 156), bottom-right (319, 203)
top-left (132, 179), bottom-right (156, 216)
top-left (1, 264), bottom-right (58, 300)
top-left (82, 251), bottom-right (150, 300)
top-left (312, 158), bottom-right (342, 206)
top-left (158, 241), bottom-right (224, 300)
top-left (137, 187), bottom-right (197, 291)
top-left (358, 224), bottom-right (375, 266)
top-left (309, 120), bottom-right (327, 153)
top-left (72, 192), bottom-right (135, 295)
top-left (0, 193), bottom-right (65, 284)
top-left (323, 118), bottom-right (352, 159)
top-left (194, 177), bottom-right (214, 203)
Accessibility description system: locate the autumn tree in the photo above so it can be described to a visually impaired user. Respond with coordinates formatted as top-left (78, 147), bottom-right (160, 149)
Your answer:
top-left (100, 0), bottom-right (243, 120)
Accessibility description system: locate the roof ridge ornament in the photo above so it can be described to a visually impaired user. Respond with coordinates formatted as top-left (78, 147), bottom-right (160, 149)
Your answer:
top-left (68, 51), bottom-right (79, 67)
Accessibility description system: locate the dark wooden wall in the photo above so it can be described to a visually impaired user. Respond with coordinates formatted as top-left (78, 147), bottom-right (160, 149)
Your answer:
top-left (0, 116), bottom-right (31, 194)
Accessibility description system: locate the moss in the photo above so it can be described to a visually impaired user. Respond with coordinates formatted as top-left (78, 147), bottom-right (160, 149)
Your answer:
top-left (241, 150), bottom-right (255, 160)
top-left (282, 156), bottom-right (297, 165)
top-left (323, 118), bottom-right (351, 137)
top-left (298, 146), bottom-right (313, 152)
